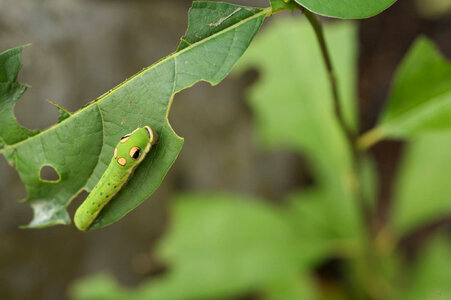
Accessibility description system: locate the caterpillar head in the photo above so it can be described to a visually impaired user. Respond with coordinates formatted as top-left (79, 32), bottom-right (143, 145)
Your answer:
top-left (113, 126), bottom-right (157, 170)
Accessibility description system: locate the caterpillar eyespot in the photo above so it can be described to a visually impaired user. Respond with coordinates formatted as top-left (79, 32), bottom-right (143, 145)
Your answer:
top-left (129, 146), bottom-right (141, 160)
top-left (74, 126), bottom-right (158, 232)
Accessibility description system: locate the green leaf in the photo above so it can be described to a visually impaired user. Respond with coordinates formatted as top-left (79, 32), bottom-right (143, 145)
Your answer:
top-left (234, 16), bottom-right (363, 242)
top-left (294, 0), bottom-right (397, 19)
top-left (71, 194), bottom-right (310, 300)
top-left (0, 44), bottom-right (26, 82)
top-left (359, 37), bottom-right (451, 149)
top-left (177, 2), bottom-right (263, 52)
top-left (0, 45), bottom-right (39, 149)
top-left (0, 1), bottom-right (268, 229)
top-left (401, 234), bottom-right (451, 300)
top-left (391, 131), bottom-right (451, 234)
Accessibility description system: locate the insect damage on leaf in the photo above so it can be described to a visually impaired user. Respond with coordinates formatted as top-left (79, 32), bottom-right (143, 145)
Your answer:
top-left (208, 8), bottom-right (242, 27)
top-left (0, 1), bottom-right (269, 230)
top-left (0, 45), bottom-right (39, 149)
top-left (46, 99), bottom-right (72, 123)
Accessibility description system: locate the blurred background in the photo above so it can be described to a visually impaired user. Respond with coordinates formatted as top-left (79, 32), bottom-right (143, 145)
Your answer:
top-left (0, 0), bottom-right (450, 299)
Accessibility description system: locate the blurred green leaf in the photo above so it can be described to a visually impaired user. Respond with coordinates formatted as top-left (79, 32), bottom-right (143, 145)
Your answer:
top-left (359, 37), bottom-right (451, 149)
top-left (284, 189), bottom-right (360, 262)
top-left (391, 132), bottom-right (451, 234)
top-left (234, 16), bottom-right (363, 245)
top-left (263, 274), bottom-right (317, 300)
top-left (294, 0), bottom-right (397, 19)
top-left (0, 1), bottom-right (268, 230)
top-left (70, 273), bottom-right (125, 300)
top-left (71, 194), bottom-right (316, 300)
top-left (381, 37), bottom-right (451, 135)
top-left (402, 234), bottom-right (451, 300)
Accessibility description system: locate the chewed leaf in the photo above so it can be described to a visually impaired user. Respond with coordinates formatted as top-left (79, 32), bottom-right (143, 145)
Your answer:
top-left (177, 2), bottom-right (263, 52)
top-left (0, 44), bottom-right (27, 82)
top-left (0, 1), bottom-right (268, 229)
top-left (46, 99), bottom-right (72, 123)
top-left (0, 45), bottom-right (39, 149)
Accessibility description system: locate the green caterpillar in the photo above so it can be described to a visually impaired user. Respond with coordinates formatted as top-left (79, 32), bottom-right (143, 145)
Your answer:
top-left (74, 126), bottom-right (157, 231)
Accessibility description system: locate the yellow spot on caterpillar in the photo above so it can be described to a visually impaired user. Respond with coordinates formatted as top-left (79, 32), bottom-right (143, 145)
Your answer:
top-left (120, 136), bottom-right (130, 143)
top-left (118, 157), bottom-right (127, 166)
top-left (114, 147), bottom-right (118, 158)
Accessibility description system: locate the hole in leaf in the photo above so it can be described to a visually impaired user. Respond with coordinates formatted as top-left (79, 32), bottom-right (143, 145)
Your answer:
top-left (39, 165), bottom-right (60, 182)
top-left (68, 190), bottom-right (88, 220)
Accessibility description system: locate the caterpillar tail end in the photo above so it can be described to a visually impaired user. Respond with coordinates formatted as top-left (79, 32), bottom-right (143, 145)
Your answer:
top-left (74, 208), bottom-right (91, 232)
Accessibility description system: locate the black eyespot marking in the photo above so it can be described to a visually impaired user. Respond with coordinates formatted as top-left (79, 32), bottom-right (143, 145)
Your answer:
top-left (133, 149), bottom-right (141, 159)
top-left (130, 146), bottom-right (141, 160)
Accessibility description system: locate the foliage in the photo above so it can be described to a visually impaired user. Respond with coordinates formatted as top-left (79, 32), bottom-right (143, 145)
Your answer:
top-left (72, 194), bottom-right (316, 300)
top-left (0, 1), bottom-right (268, 230)
top-left (70, 15), bottom-right (364, 299)
top-left (358, 37), bottom-right (451, 149)
top-left (2, 0), bottom-right (451, 299)
top-left (391, 131), bottom-right (451, 234)
top-left (402, 234), bottom-right (451, 300)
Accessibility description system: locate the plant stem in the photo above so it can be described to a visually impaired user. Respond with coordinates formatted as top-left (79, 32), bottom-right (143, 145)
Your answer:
top-left (300, 7), bottom-right (385, 299)
top-left (297, 8), bottom-right (385, 152)
top-left (300, 6), bottom-right (369, 218)
top-left (300, 7), bottom-right (352, 139)
top-left (356, 127), bottom-right (385, 151)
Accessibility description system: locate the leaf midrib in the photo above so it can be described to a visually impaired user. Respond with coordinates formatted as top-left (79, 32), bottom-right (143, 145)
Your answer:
top-left (0, 6), bottom-right (271, 154)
